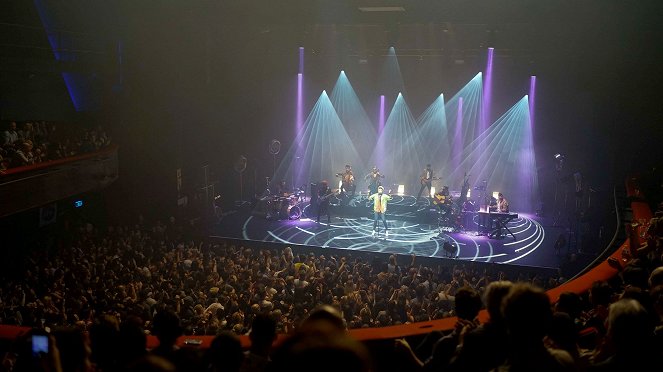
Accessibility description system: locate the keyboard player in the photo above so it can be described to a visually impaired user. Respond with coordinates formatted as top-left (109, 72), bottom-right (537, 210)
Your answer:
top-left (484, 192), bottom-right (515, 239)
top-left (491, 192), bottom-right (509, 213)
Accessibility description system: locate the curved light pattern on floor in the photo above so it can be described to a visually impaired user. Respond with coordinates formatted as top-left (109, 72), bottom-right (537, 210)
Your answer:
top-left (232, 213), bottom-right (546, 265)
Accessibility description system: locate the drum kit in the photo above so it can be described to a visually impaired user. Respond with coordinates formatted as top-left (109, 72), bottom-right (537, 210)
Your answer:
top-left (266, 190), bottom-right (304, 220)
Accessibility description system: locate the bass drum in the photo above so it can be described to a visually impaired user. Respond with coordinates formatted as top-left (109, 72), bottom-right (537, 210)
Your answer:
top-left (286, 205), bottom-right (301, 220)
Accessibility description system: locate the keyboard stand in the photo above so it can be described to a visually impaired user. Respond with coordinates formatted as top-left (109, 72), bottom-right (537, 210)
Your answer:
top-left (489, 217), bottom-right (517, 240)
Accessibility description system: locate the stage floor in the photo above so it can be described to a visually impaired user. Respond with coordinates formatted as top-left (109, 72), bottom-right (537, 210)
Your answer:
top-left (212, 198), bottom-right (570, 270)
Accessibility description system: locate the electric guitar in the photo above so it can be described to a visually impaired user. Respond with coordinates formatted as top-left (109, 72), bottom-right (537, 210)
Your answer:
top-left (317, 188), bottom-right (340, 204)
top-left (420, 176), bottom-right (441, 185)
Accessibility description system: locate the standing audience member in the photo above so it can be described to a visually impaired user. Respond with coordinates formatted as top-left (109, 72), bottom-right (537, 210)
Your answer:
top-left (206, 331), bottom-right (244, 372)
top-left (241, 313), bottom-right (277, 372)
top-left (151, 310), bottom-right (205, 372)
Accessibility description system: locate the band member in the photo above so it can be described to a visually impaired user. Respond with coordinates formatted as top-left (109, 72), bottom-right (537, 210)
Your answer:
top-left (365, 166), bottom-right (385, 195)
top-left (316, 180), bottom-right (332, 224)
top-left (274, 180), bottom-right (289, 196)
top-left (336, 164), bottom-right (356, 200)
top-left (368, 185), bottom-right (392, 237)
top-left (491, 192), bottom-right (509, 213)
top-left (417, 164), bottom-right (434, 199)
top-left (433, 185), bottom-right (451, 209)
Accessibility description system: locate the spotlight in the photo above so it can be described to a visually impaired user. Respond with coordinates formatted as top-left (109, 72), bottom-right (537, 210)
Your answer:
top-left (554, 153), bottom-right (565, 171)
top-left (430, 186), bottom-right (436, 198)
top-left (397, 185), bottom-right (405, 196)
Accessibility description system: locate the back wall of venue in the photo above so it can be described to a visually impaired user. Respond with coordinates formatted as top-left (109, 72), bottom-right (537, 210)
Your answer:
top-left (2, 0), bottom-right (661, 221)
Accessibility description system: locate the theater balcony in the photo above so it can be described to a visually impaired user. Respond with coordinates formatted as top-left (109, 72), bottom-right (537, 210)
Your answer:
top-left (0, 145), bottom-right (118, 217)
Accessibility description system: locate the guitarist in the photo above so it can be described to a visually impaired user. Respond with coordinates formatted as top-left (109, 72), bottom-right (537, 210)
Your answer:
top-left (365, 166), bottom-right (385, 195)
top-left (316, 180), bottom-right (333, 224)
top-left (336, 164), bottom-right (356, 201)
top-left (417, 164), bottom-right (434, 199)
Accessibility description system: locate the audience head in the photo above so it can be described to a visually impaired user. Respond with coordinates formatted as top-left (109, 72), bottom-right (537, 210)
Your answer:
top-left (152, 310), bottom-right (183, 347)
top-left (589, 280), bottom-right (613, 307)
top-left (484, 280), bottom-right (513, 323)
top-left (454, 286), bottom-right (483, 321)
top-left (300, 304), bottom-right (346, 334)
top-left (547, 312), bottom-right (578, 352)
top-left (271, 322), bottom-right (370, 372)
top-left (606, 298), bottom-right (653, 352)
top-left (207, 331), bottom-right (243, 372)
top-left (555, 291), bottom-right (583, 320)
top-left (649, 266), bottom-right (663, 288)
top-left (501, 283), bottom-right (553, 345)
top-left (249, 312), bottom-right (277, 350)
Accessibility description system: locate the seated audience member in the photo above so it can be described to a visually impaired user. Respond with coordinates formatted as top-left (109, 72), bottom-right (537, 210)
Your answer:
top-left (583, 280), bottom-right (614, 337)
top-left (500, 283), bottom-right (576, 371)
top-left (546, 312), bottom-right (592, 371)
top-left (18, 122), bottom-right (34, 143)
top-left (447, 281), bottom-right (514, 371)
top-left (589, 298), bottom-right (663, 371)
top-left (269, 305), bottom-right (370, 372)
top-left (649, 266), bottom-right (663, 289)
top-left (2, 121), bottom-right (19, 145)
top-left (11, 141), bottom-right (34, 167)
top-left (393, 285), bottom-right (483, 370)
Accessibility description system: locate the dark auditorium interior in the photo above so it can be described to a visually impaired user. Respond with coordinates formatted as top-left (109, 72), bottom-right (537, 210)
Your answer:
top-left (1, 1), bottom-right (662, 371)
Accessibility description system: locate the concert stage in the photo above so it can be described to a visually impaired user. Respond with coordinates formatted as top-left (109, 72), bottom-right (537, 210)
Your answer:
top-left (212, 195), bottom-right (570, 270)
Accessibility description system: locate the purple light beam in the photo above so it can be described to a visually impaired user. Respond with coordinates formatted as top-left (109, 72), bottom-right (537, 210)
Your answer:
top-left (481, 47), bottom-right (494, 134)
top-left (297, 47), bottom-right (304, 136)
top-left (295, 47), bottom-right (304, 187)
top-left (529, 75), bottom-right (536, 128)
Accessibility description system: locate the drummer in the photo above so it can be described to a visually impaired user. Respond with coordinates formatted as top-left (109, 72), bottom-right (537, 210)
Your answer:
top-left (274, 180), bottom-right (290, 196)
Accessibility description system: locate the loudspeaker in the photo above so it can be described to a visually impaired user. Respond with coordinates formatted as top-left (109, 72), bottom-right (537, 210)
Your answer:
top-left (309, 183), bottom-right (319, 214)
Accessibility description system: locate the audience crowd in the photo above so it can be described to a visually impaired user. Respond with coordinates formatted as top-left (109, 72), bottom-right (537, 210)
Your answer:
top-left (0, 198), bottom-right (660, 371)
top-left (0, 120), bottom-right (111, 173)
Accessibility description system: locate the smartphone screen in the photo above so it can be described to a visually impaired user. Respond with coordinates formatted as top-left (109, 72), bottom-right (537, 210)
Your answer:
top-left (32, 335), bottom-right (48, 355)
